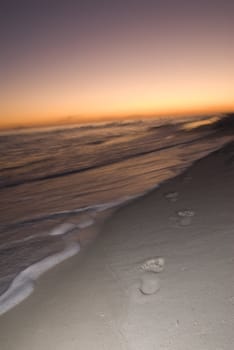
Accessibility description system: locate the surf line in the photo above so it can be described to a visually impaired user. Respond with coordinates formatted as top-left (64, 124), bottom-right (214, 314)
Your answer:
top-left (0, 241), bottom-right (80, 316)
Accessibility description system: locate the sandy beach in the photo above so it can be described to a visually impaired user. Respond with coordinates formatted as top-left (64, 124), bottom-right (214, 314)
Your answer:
top-left (0, 142), bottom-right (234, 350)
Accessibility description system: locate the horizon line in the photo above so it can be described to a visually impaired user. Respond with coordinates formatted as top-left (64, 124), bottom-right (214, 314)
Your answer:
top-left (0, 107), bottom-right (233, 131)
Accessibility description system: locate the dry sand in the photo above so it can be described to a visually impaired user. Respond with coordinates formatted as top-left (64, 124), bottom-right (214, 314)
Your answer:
top-left (0, 144), bottom-right (234, 350)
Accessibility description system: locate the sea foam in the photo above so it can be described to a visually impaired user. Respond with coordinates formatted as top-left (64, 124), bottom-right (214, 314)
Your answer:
top-left (0, 242), bottom-right (80, 316)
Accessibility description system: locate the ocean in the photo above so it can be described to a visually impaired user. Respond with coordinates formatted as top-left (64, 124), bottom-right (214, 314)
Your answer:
top-left (0, 114), bottom-right (233, 313)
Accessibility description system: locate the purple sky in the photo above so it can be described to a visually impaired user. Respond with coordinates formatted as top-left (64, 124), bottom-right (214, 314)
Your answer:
top-left (1, 0), bottom-right (234, 127)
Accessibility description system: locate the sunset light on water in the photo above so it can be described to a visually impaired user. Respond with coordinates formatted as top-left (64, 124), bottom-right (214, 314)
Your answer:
top-left (0, 2), bottom-right (234, 349)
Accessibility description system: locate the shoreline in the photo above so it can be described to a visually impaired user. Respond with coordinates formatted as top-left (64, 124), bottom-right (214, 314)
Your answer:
top-left (0, 242), bottom-right (80, 316)
top-left (0, 206), bottom-right (117, 315)
top-left (1, 141), bottom-right (233, 317)
top-left (0, 142), bottom-right (233, 349)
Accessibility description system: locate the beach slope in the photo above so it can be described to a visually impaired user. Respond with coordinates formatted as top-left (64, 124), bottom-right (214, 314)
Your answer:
top-left (0, 143), bottom-right (234, 350)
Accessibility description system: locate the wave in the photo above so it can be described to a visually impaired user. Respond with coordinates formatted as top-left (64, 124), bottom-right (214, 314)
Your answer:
top-left (0, 242), bottom-right (80, 316)
top-left (1, 132), bottom-right (211, 189)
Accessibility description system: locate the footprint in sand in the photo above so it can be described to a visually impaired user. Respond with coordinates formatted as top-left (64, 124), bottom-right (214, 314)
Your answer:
top-left (135, 257), bottom-right (165, 297)
top-left (177, 209), bottom-right (195, 226)
top-left (139, 273), bottom-right (160, 295)
top-left (164, 191), bottom-right (179, 202)
top-left (140, 257), bottom-right (165, 273)
top-left (183, 175), bottom-right (193, 183)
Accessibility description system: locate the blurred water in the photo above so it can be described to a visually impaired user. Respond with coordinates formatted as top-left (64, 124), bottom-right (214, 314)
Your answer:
top-left (0, 115), bottom-right (233, 296)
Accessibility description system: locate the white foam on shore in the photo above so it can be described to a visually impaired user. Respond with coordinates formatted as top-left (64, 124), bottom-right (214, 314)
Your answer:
top-left (77, 218), bottom-right (94, 229)
top-left (93, 194), bottom-right (146, 212)
top-left (0, 242), bottom-right (80, 316)
top-left (49, 223), bottom-right (76, 236)
top-left (49, 219), bottom-right (95, 236)
top-left (29, 194), bottom-right (141, 222)
top-left (0, 193), bottom-right (157, 317)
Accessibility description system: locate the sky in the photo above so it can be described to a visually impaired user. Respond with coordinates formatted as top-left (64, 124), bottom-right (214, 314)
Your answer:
top-left (0, 0), bottom-right (234, 128)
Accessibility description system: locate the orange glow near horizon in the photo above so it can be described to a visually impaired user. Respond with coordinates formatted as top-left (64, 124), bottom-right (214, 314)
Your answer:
top-left (1, 73), bottom-right (233, 128)
top-left (1, 52), bottom-right (233, 128)
top-left (1, 1), bottom-right (234, 129)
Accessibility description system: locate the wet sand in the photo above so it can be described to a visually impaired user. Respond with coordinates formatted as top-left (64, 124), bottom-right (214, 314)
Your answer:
top-left (0, 143), bottom-right (234, 350)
